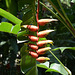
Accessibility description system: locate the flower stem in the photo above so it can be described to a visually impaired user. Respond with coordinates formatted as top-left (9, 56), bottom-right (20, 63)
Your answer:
top-left (37, 0), bottom-right (39, 35)
top-left (49, 50), bottom-right (71, 75)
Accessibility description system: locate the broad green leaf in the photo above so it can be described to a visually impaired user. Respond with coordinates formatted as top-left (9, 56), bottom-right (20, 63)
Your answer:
top-left (0, 8), bottom-right (22, 24)
top-left (22, 10), bottom-right (33, 24)
top-left (12, 24), bottom-right (20, 34)
top-left (0, 22), bottom-right (21, 34)
top-left (52, 47), bottom-right (75, 53)
top-left (0, 22), bottom-right (12, 32)
top-left (37, 64), bottom-right (49, 69)
top-left (25, 66), bottom-right (38, 75)
top-left (20, 44), bottom-right (36, 74)
top-left (46, 63), bottom-right (72, 75)
top-left (20, 44), bottom-right (28, 57)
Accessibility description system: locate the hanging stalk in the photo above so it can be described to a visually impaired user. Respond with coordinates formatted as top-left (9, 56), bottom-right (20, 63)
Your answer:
top-left (38, 1), bottom-right (71, 75)
top-left (36, 0), bottom-right (39, 35)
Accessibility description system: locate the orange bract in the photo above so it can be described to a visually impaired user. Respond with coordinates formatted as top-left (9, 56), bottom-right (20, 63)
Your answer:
top-left (21, 25), bottom-right (39, 32)
top-left (27, 25), bottom-right (39, 32)
top-left (29, 35), bottom-right (39, 42)
top-left (36, 57), bottom-right (50, 63)
top-left (29, 43), bottom-right (38, 50)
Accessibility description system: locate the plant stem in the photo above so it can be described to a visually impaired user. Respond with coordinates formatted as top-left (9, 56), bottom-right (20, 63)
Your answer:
top-left (37, 0), bottom-right (39, 34)
top-left (49, 50), bottom-right (71, 75)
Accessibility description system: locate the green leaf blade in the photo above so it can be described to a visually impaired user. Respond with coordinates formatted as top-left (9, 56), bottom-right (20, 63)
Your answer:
top-left (0, 8), bottom-right (22, 24)
top-left (46, 63), bottom-right (72, 75)
top-left (20, 45), bottom-right (36, 74)
top-left (52, 47), bottom-right (75, 53)
top-left (0, 22), bottom-right (12, 33)
top-left (0, 22), bottom-right (21, 34)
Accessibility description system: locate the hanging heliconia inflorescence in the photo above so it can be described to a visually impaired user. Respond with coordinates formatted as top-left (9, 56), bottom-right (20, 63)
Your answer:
top-left (22, 0), bottom-right (58, 63)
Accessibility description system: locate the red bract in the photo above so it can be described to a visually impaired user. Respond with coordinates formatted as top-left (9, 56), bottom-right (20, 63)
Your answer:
top-left (37, 47), bottom-right (51, 55)
top-left (38, 19), bottom-right (58, 26)
top-left (36, 57), bottom-right (50, 63)
top-left (29, 43), bottom-right (38, 50)
top-left (37, 40), bottom-right (53, 47)
top-left (29, 51), bottom-right (38, 58)
top-left (29, 35), bottom-right (39, 42)
top-left (37, 30), bottom-right (54, 37)
top-left (27, 25), bottom-right (39, 32)
top-left (21, 25), bottom-right (39, 32)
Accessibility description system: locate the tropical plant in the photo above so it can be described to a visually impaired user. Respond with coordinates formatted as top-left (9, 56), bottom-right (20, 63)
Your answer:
top-left (0, 0), bottom-right (75, 75)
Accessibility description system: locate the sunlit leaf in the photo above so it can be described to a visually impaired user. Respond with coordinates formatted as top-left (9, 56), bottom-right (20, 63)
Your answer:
top-left (37, 62), bottom-right (49, 69)
top-left (0, 22), bottom-right (21, 34)
top-left (0, 8), bottom-right (22, 24)
top-left (0, 22), bottom-right (12, 33)
top-left (71, 0), bottom-right (75, 3)
top-left (38, 37), bottom-right (47, 41)
top-left (46, 63), bottom-right (72, 75)
top-left (12, 24), bottom-right (20, 34)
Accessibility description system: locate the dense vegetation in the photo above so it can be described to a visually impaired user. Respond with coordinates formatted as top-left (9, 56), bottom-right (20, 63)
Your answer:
top-left (0, 0), bottom-right (75, 75)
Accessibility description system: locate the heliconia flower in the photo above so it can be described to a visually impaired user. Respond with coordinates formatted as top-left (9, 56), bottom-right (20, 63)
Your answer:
top-left (21, 25), bottom-right (39, 32)
top-left (37, 40), bottom-right (53, 47)
top-left (37, 30), bottom-right (54, 37)
top-left (29, 51), bottom-right (38, 58)
top-left (38, 19), bottom-right (58, 26)
top-left (29, 35), bottom-right (39, 42)
top-left (29, 43), bottom-right (38, 50)
top-left (37, 47), bottom-right (51, 55)
top-left (36, 57), bottom-right (50, 63)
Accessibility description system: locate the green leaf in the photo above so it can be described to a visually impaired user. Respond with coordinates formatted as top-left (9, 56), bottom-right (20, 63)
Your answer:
top-left (17, 30), bottom-right (29, 41)
top-left (20, 44), bottom-right (28, 57)
top-left (52, 47), bottom-right (75, 53)
top-left (0, 22), bottom-right (21, 34)
top-left (22, 10), bottom-right (33, 24)
top-left (37, 64), bottom-right (49, 69)
top-left (46, 63), bottom-right (72, 75)
top-left (25, 66), bottom-right (38, 75)
top-left (18, 0), bottom-right (35, 10)
top-left (12, 24), bottom-right (20, 34)
top-left (38, 37), bottom-right (47, 41)
top-left (20, 44), bottom-right (36, 74)
top-left (0, 22), bottom-right (12, 32)
top-left (0, 8), bottom-right (22, 24)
